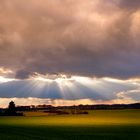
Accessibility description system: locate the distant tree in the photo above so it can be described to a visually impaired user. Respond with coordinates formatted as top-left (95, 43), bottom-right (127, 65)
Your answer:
top-left (6, 101), bottom-right (16, 115)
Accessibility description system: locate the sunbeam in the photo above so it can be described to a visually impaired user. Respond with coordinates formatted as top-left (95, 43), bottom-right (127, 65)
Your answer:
top-left (0, 73), bottom-right (139, 105)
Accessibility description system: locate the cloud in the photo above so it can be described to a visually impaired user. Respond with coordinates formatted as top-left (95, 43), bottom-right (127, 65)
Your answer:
top-left (0, 0), bottom-right (140, 79)
top-left (117, 0), bottom-right (140, 10)
top-left (0, 97), bottom-right (98, 108)
top-left (117, 89), bottom-right (140, 101)
top-left (0, 95), bottom-right (137, 108)
top-left (15, 70), bottom-right (33, 79)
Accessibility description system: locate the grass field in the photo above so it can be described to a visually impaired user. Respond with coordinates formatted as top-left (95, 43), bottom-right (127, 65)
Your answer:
top-left (0, 109), bottom-right (140, 140)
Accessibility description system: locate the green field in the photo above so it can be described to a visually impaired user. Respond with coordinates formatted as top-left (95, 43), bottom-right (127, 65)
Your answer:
top-left (0, 109), bottom-right (140, 140)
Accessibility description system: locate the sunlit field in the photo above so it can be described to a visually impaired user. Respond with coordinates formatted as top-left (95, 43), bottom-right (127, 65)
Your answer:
top-left (0, 109), bottom-right (140, 140)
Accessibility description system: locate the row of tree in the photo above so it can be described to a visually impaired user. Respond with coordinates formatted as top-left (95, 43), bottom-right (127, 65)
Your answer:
top-left (0, 101), bottom-right (23, 116)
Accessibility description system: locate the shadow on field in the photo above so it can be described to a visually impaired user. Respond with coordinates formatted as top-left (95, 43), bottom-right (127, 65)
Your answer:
top-left (0, 125), bottom-right (140, 140)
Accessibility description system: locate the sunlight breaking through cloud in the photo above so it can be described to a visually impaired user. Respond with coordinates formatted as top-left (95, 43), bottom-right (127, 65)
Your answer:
top-left (0, 76), bottom-right (15, 83)
top-left (0, 75), bottom-right (139, 106)
top-left (0, 0), bottom-right (140, 106)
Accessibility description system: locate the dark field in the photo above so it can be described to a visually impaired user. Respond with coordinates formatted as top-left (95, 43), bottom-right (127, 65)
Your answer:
top-left (0, 110), bottom-right (140, 140)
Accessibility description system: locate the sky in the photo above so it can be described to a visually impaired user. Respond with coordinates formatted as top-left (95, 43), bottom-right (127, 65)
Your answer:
top-left (0, 0), bottom-right (140, 107)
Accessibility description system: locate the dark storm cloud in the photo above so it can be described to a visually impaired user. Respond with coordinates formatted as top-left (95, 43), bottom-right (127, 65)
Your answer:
top-left (15, 70), bottom-right (33, 79)
top-left (0, 0), bottom-right (140, 79)
top-left (118, 0), bottom-right (140, 9)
